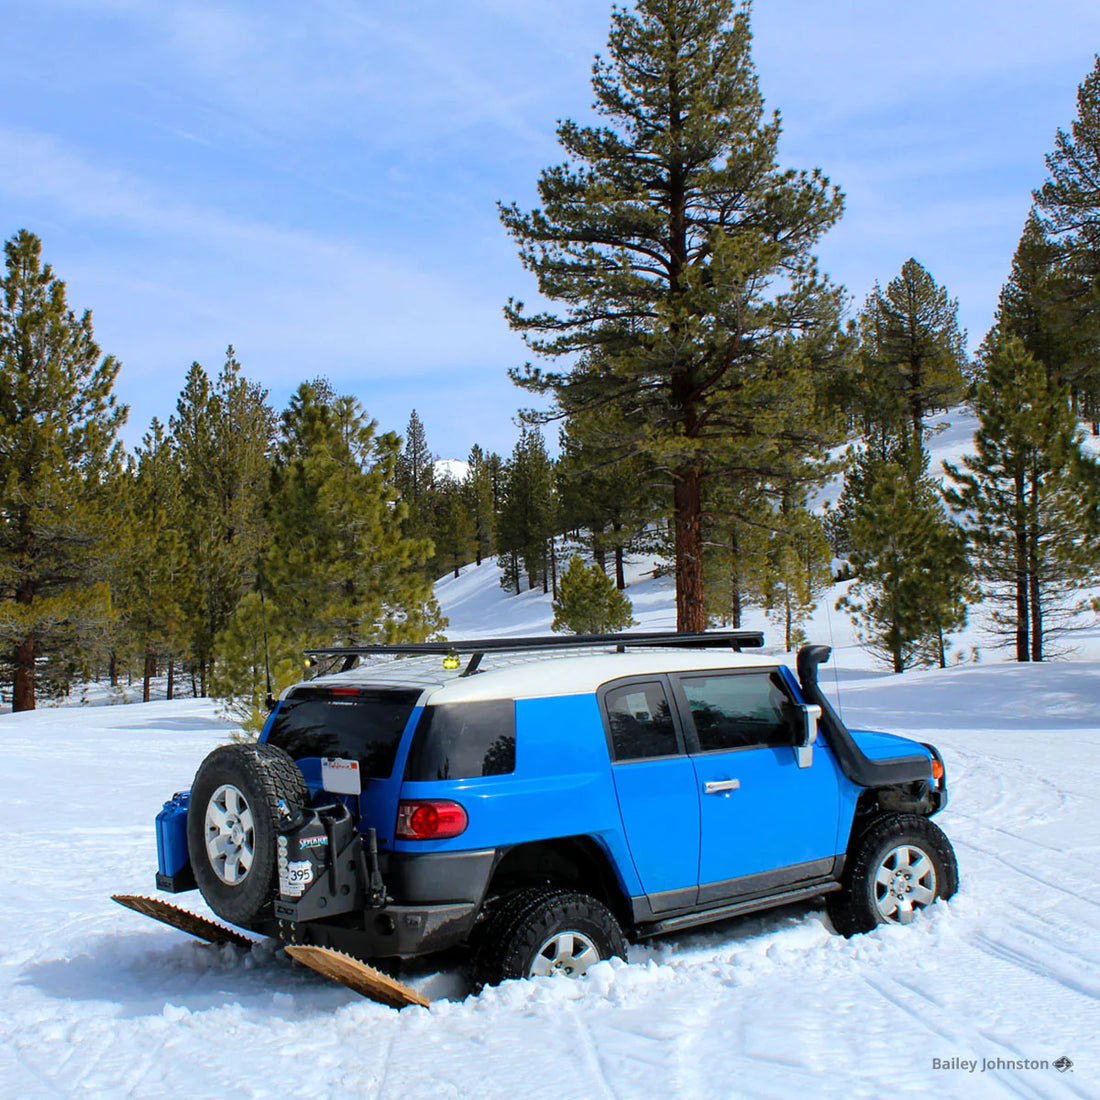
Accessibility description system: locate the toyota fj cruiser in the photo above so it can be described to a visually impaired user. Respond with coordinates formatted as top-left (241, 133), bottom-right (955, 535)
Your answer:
top-left (148, 632), bottom-right (958, 989)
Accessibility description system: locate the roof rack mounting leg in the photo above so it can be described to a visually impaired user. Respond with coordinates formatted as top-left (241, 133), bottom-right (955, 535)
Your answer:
top-left (461, 652), bottom-right (484, 677)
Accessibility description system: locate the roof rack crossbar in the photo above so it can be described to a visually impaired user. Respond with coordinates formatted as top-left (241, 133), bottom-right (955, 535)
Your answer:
top-left (305, 630), bottom-right (764, 661)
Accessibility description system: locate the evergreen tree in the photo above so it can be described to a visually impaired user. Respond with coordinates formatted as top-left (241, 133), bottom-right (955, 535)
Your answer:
top-left (171, 349), bottom-right (274, 694)
top-left (853, 260), bottom-right (968, 449)
top-left (501, 0), bottom-right (846, 631)
top-left (497, 428), bottom-right (557, 593)
top-left (213, 384), bottom-right (444, 726)
top-left (552, 555), bottom-right (635, 634)
top-left (838, 446), bottom-right (970, 672)
top-left (433, 474), bottom-right (475, 579)
top-left (762, 494), bottom-right (833, 652)
top-left (0, 230), bottom-right (127, 710)
top-left (117, 419), bottom-right (193, 701)
top-left (556, 409), bottom-right (662, 589)
top-left (702, 478), bottom-right (772, 628)
top-left (395, 410), bottom-right (436, 539)
top-left (464, 445), bottom-right (498, 566)
top-left (944, 336), bottom-right (1098, 661)
top-left (1034, 53), bottom-right (1100, 399)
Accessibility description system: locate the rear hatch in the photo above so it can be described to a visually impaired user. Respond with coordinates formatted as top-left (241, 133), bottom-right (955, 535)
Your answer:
top-left (262, 685), bottom-right (423, 846)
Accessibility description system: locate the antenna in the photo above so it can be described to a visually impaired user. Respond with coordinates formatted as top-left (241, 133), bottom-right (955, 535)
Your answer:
top-left (823, 596), bottom-right (844, 722)
top-left (257, 557), bottom-right (274, 711)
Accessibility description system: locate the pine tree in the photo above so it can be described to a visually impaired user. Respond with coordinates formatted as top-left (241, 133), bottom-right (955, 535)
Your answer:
top-left (117, 419), bottom-right (193, 701)
top-left (1034, 53), bottom-right (1100, 390)
top-left (552, 555), bottom-right (635, 634)
top-left (0, 230), bottom-right (127, 710)
top-left (762, 495), bottom-right (833, 652)
top-left (838, 446), bottom-right (970, 672)
top-left (853, 260), bottom-right (968, 449)
top-left (171, 349), bottom-right (274, 694)
top-left (464, 445), bottom-right (498, 566)
top-left (501, 0), bottom-right (846, 631)
top-left (497, 428), bottom-right (557, 593)
top-left (944, 336), bottom-right (1098, 661)
top-left (556, 409), bottom-right (662, 589)
top-left (702, 478), bottom-right (772, 628)
top-left (213, 384), bottom-right (445, 726)
top-left (395, 410), bottom-right (436, 540)
top-left (433, 474), bottom-right (475, 579)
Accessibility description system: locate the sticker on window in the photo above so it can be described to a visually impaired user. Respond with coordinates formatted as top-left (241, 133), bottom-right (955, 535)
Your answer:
top-left (322, 757), bottom-right (362, 795)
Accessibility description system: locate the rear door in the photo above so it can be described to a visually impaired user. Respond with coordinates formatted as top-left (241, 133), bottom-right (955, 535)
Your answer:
top-left (671, 669), bottom-right (842, 902)
top-left (602, 677), bottom-right (700, 912)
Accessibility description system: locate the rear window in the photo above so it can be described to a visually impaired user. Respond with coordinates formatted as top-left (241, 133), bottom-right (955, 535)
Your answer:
top-left (404, 700), bottom-right (516, 781)
top-left (267, 687), bottom-right (420, 779)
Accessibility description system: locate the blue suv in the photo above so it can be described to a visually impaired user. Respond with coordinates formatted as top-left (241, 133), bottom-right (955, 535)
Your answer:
top-left (153, 633), bottom-right (957, 986)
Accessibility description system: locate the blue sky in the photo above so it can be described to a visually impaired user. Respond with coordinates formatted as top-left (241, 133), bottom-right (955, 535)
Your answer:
top-left (3, 0), bottom-right (1100, 460)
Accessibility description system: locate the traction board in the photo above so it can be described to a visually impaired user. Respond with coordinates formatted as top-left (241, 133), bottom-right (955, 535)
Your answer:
top-left (111, 894), bottom-right (428, 1008)
top-left (112, 894), bottom-right (256, 947)
top-left (285, 945), bottom-right (430, 1008)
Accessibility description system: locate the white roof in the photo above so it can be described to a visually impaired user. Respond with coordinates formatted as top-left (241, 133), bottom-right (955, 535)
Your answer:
top-left (300, 648), bottom-right (781, 704)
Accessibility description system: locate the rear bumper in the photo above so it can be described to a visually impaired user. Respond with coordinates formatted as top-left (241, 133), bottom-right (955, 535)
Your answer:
top-left (273, 845), bottom-right (497, 959)
top-left (278, 901), bottom-right (481, 959)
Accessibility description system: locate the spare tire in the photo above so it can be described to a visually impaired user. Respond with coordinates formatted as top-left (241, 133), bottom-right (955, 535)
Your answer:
top-left (187, 742), bottom-right (310, 930)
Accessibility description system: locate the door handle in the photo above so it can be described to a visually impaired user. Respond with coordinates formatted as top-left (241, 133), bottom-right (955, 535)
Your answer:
top-left (703, 778), bottom-right (740, 795)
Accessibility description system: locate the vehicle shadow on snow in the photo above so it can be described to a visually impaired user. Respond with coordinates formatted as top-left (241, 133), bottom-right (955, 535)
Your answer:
top-left (18, 933), bottom-right (359, 1018)
top-left (20, 903), bottom-right (833, 1018)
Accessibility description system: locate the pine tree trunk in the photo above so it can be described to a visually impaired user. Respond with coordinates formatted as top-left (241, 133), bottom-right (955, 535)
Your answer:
top-left (593, 545), bottom-right (606, 574)
top-left (13, 632), bottom-right (36, 712)
top-left (167, 659), bottom-right (175, 701)
top-left (672, 465), bottom-right (705, 633)
top-left (200, 659), bottom-right (208, 698)
top-left (109, 650), bottom-right (118, 688)
top-left (1027, 495), bottom-right (1043, 662)
top-left (143, 653), bottom-right (154, 702)
top-left (1014, 473), bottom-right (1030, 662)
top-left (550, 537), bottom-right (558, 601)
top-left (190, 668), bottom-right (198, 698)
top-left (729, 528), bottom-right (742, 629)
top-left (785, 589), bottom-right (793, 652)
top-left (938, 626), bottom-right (946, 669)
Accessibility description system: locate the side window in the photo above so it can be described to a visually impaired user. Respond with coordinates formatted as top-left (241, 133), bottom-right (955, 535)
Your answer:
top-left (404, 700), bottom-right (516, 781)
top-left (604, 681), bottom-right (679, 762)
top-left (680, 671), bottom-right (795, 752)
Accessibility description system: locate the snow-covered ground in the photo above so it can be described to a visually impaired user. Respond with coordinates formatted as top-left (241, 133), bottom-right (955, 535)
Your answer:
top-left (1, 666), bottom-right (1096, 1099)
top-left (2, 406), bottom-right (1097, 1098)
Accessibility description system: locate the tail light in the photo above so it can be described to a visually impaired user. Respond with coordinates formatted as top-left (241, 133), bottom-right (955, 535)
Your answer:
top-left (396, 799), bottom-right (468, 840)
top-left (931, 757), bottom-right (945, 783)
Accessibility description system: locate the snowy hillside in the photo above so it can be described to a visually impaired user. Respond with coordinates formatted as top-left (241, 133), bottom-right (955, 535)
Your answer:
top-left (1, 670), bottom-right (1096, 1098)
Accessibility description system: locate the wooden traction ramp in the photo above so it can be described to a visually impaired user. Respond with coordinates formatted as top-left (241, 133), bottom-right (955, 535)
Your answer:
top-left (111, 894), bottom-right (428, 1008)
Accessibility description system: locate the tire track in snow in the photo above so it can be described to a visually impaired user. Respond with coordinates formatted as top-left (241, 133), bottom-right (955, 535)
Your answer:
top-left (859, 974), bottom-right (1074, 1100)
top-left (565, 1002), bottom-right (621, 1100)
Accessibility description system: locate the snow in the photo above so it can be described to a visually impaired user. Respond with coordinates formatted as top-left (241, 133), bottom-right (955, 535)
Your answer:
top-left (2, 671), bottom-right (1097, 1098)
top-left (434, 458), bottom-right (470, 482)
top-left (2, 406), bottom-right (1098, 1098)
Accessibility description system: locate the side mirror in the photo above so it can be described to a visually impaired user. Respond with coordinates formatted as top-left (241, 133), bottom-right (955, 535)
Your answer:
top-left (795, 704), bottom-right (822, 769)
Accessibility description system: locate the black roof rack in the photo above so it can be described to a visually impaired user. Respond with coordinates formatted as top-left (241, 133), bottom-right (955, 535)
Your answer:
top-left (305, 630), bottom-right (765, 677)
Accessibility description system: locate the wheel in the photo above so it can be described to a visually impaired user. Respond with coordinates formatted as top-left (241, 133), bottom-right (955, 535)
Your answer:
top-left (187, 742), bottom-right (310, 930)
top-left (473, 888), bottom-right (627, 987)
top-left (827, 813), bottom-right (958, 937)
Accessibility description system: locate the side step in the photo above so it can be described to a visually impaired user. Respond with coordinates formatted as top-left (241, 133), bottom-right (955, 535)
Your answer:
top-left (285, 946), bottom-right (429, 1009)
top-left (635, 880), bottom-right (841, 939)
top-left (112, 894), bottom-right (256, 947)
top-left (111, 894), bottom-right (428, 1009)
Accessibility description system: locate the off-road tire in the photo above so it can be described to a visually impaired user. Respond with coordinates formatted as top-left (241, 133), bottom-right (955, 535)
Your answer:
top-left (827, 813), bottom-right (958, 937)
top-left (187, 742), bottom-right (309, 931)
top-left (473, 887), bottom-right (627, 987)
